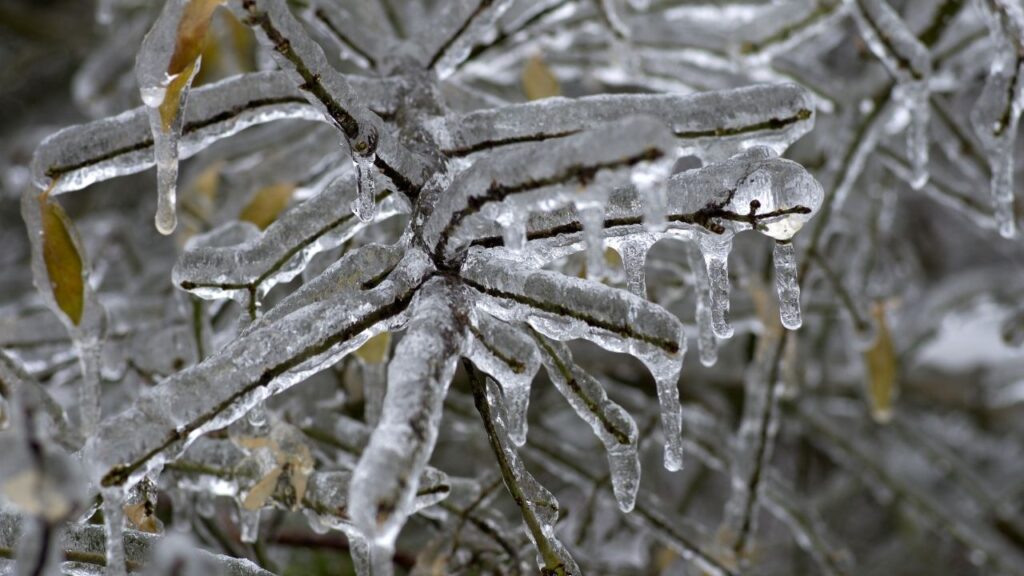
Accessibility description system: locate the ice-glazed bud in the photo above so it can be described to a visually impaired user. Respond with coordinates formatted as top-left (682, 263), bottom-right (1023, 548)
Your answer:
top-left (728, 149), bottom-right (823, 241)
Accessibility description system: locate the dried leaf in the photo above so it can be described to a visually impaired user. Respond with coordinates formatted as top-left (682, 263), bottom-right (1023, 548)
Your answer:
top-left (38, 190), bottom-right (84, 326)
top-left (863, 301), bottom-right (897, 423)
top-left (159, 58), bottom-right (199, 132)
top-left (239, 182), bottom-right (295, 230)
top-left (355, 331), bottom-right (391, 364)
top-left (521, 54), bottom-right (561, 101)
top-left (3, 470), bottom-right (71, 522)
top-left (242, 466), bottom-right (283, 510)
top-left (160, 0), bottom-right (225, 131)
top-left (124, 501), bottom-right (162, 533)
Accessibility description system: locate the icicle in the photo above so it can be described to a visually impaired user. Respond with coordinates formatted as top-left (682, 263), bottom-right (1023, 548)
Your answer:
top-left (238, 508), bottom-right (260, 544)
top-left (848, 0), bottom-right (932, 189)
top-left (496, 206), bottom-right (527, 251)
top-left (650, 353), bottom-right (686, 472)
top-left (610, 236), bottom-right (656, 299)
top-left (246, 399), bottom-right (268, 428)
top-left (632, 157), bottom-right (673, 232)
top-left (578, 204), bottom-right (608, 281)
top-left (102, 488), bottom-right (127, 576)
top-left (352, 151), bottom-right (378, 223)
top-left (687, 243), bottom-right (717, 367)
top-left (136, 0), bottom-right (224, 235)
top-left (772, 242), bottom-right (802, 330)
top-left (992, 152), bottom-right (1017, 239)
top-left (75, 341), bottom-right (102, 437)
top-left (535, 336), bottom-right (641, 511)
top-left (698, 233), bottom-right (734, 339)
top-left (147, 81), bottom-right (190, 236)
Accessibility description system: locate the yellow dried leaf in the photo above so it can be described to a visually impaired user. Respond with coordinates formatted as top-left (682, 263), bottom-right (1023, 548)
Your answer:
top-left (863, 301), bottom-right (898, 423)
top-left (38, 189), bottom-right (84, 326)
top-left (242, 466), bottom-right (283, 510)
top-left (521, 55), bottom-right (561, 101)
top-left (356, 331), bottom-right (391, 364)
top-left (239, 182), bottom-right (295, 230)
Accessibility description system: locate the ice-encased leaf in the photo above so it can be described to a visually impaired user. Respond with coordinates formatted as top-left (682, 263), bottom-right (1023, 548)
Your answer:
top-left (439, 83), bottom-right (814, 161)
top-left (417, 0), bottom-right (515, 79)
top-left (174, 174), bottom-right (407, 302)
top-left (226, 0), bottom-right (430, 199)
top-left (348, 278), bottom-right (467, 549)
top-left (532, 334), bottom-right (641, 512)
top-left (425, 115), bottom-right (676, 261)
top-left (465, 312), bottom-right (541, 446)
top-left (85, 251), bottom-right (430, 491)
top-left (471, 374), bottom-right (581, 574)
top-left (31, 72), bottom-right (399, 194)
top-left (461, 251), bottom-right (687, 469)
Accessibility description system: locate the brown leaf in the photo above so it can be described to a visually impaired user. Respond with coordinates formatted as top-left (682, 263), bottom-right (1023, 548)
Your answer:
top-left (239, 182), bottom-right (295, 230)
top-left (38, 189), bottom-right (84, 326)
top-left (521, 54), bottom-right (561, 101)
top-left (863, 301), bottom-right (898, 423)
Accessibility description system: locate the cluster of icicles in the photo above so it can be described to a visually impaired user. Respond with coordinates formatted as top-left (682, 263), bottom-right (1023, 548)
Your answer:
top-left (846, 0), bottom-right (1024, 238)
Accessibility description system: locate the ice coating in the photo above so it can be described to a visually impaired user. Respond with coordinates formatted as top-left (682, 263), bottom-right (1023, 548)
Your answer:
top-left (20, 189), bottom-right (107, 437)
top-left (461, 252), bottom-right (688, 470)
top-left (441, 83), bottom-right (815, 160)
top-left (348, 279), bottom-right (467, 549)
top-left (32, 73), bottom-right (330, 193)
top-left (423, 115), bottom-right (676, 261)
top-left (466, 312), bottom-right (541, 446)
top-left (173, 174), bottom-right (407, 303)
top-left (84, 256), bottom-right (429, 492)
top-left (533, 335), bottom-right (642, 511)
top-left (418, 0), bottom-right (515, 79)
top-left (476, 377), bottom-right (581, 574)
top-left (225, 0), bottom-right (429, 198)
